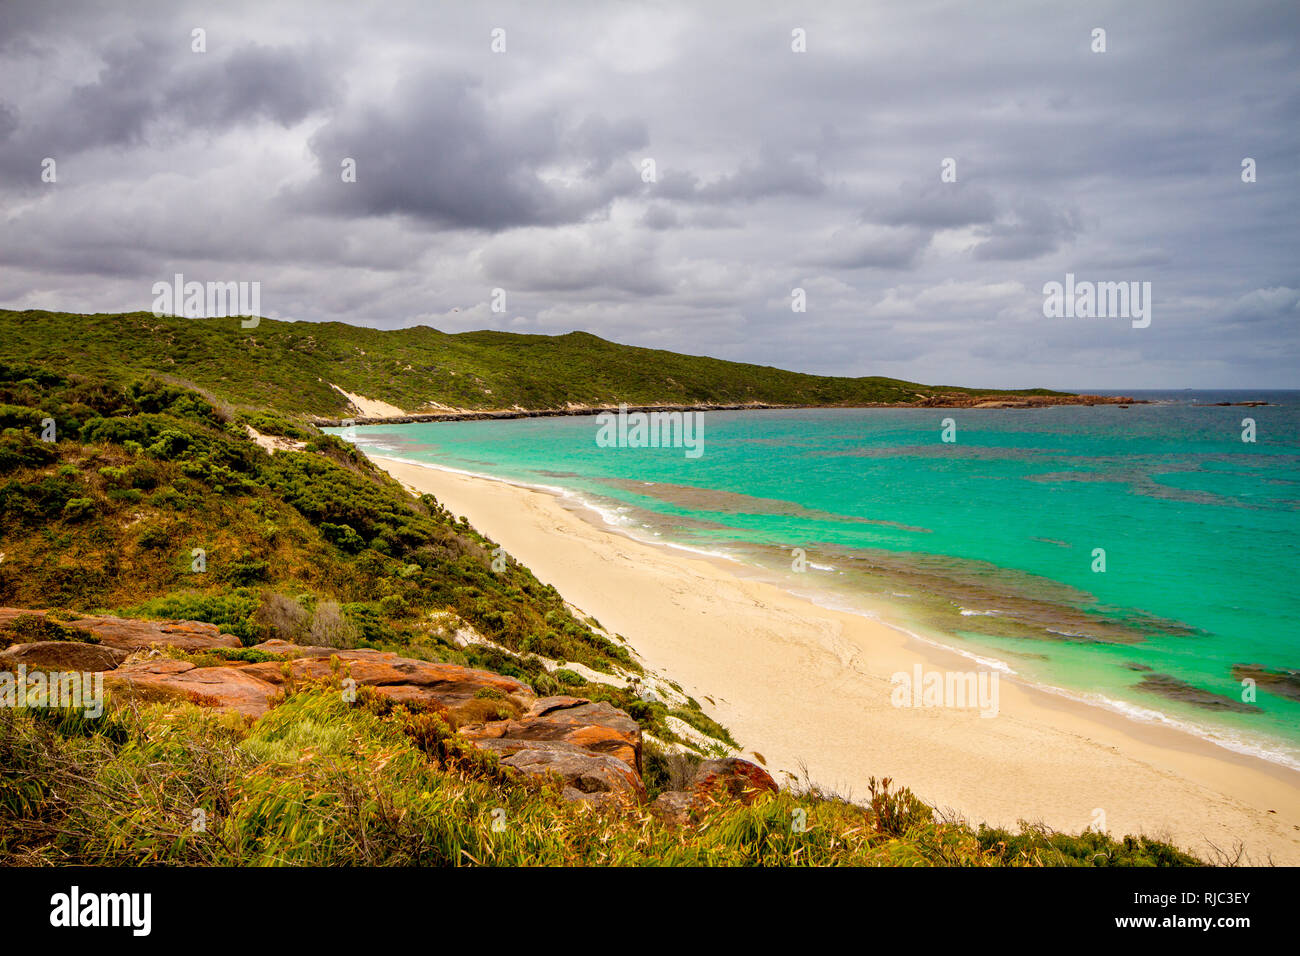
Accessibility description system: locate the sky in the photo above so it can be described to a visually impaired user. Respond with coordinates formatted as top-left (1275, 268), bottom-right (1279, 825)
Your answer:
top-left (0, 0), bottom-right (1296, 389)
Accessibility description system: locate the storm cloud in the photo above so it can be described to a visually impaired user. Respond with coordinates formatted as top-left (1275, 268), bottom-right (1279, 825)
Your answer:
top-left (0, 0), bottom-right (1296, 388)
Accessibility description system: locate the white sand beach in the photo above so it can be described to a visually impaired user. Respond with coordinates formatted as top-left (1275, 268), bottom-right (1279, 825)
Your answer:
top-left (373, 455), bottom-right (1300, 864)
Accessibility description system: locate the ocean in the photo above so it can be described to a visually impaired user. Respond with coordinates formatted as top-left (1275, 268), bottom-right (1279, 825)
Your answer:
top-left (328, 390), bottom-right (1300, 769)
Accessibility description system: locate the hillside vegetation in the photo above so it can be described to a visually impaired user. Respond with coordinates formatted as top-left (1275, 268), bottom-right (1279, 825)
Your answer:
top-left (0, 689), bottom-right (1202, 866)
top-left (0, 363), bottom-right (643, 674)
top-left (0, 310), bottom-right (1068, 418)
top-left (0, 360), bottom-right (1200, 868)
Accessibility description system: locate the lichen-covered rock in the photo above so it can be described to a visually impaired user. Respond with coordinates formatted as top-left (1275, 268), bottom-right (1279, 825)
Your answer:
top-left (241, 646), bottom-right (532, 708)
top-left (651, 757), bottom-right (780, 818)
top-left (461, 695), bottom-right (642, 772)
top-left (3, 612), bottom-right (671, 810)
top-left (692, 757), bottom-right (779, 803)
top-left (0, 608), bottom-right (242, 653)
top-left (105, 659), bottom-right (281, 716)
top-left (0, 640), bottom-right (128, 672)
top-left (500, 745), bottom-right (646, 804)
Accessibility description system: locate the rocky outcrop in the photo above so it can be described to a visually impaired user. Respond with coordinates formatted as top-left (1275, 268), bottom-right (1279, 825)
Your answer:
top-left (1, 608), bottom-right (765, 813)
top-left (459, 696), bottom-right (642, 772)
top-left (111, 644), bottom-right (647, 803)
top-left (0, 608), bottom-right (241, 654)
top-left (105, 659), bottom-right (281, 716)
top-left (651, 757), bottom-right (779, 822)
top-left (0, 640), bottom-right (128, 672)
top-left (99, 641), bottom-right (533, 721)
top-left (241, 639), bottom-right (531, 709)
top-left (499, 748), bottom-right (646, 805)
top-left (0, 612), bottom-right (647, 803)
top-left (916, 393), bottom-right (1137, 409)
top-left (457, 695), bottom-right (645, 804)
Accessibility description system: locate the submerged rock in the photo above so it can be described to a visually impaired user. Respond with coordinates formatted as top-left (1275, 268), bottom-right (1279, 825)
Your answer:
top-left (1232, 664), bottom-right (1300, 704)
top-left (1136, 673), bottom-right (1262, 713)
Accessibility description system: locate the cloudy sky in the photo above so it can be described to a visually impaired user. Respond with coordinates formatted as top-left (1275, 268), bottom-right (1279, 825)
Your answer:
top-left (1, 0), bottom-right (1296, 389)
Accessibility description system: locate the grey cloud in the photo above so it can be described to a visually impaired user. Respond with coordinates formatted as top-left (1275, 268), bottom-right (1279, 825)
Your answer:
top-left (1219, 286), bottom-right (1300, 336)
top-left (652, 148), bottom-right (826, 204)
top-left (971, 198), bottom-right (1082, 262)
top-left (641, 202), bottom-right (680, 230)
top-left (303, 70), bottom-right (645, 230)
top-left (0, 102), bottom-right (16, 141)
top-left (0, 0), bottom-right (1296, 388)
top-left (810, 225), bottom-right (932, 270)
top-left (164, 43), bottom-right (341, 129)
top-left (695, 149), bottom-right (825, 201)
top-left (478, 228), bottom-right (670, 295)
top-left (0, 32), bottom-right (339, 178)
top-left (874, 180), bottom-right (998, 230)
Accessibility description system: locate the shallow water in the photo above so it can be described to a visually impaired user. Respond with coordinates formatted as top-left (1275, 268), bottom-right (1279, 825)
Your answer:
top-left (329, 390), bottom-right (1300, 768)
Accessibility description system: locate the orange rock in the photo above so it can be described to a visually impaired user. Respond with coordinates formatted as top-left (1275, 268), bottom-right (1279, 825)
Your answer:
top-left (0, 640), bottom-right (128, 672)
top-left (240, 648), bottom-right (531, 707)
top-left (461, 696), bottom-right (642, 773)
top-left (105, 659), bottom-right (280, 716)
top-left (499, 745), bottom-right (646, 804)
top-left (6, 611), bottom-right (657, 807)
top-left (0, 608), bottom-right (242, 653)
top-left (691, 758), bottom-right (779, 804)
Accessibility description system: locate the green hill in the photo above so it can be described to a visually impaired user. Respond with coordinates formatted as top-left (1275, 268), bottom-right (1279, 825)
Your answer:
top-left (0, 366), bottom-right (644, 675)
top-left (0, 309), bottom-right (1068, 418)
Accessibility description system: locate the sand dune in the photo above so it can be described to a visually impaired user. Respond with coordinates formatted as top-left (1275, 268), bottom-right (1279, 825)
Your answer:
top-left (329, 384), bottom-right (406, 418)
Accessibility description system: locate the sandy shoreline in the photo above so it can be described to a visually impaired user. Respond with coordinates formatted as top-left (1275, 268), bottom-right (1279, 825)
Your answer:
top-left (372, 454), bottom-right (1300, 864)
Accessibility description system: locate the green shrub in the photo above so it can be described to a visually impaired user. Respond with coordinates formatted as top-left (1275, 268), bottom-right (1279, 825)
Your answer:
top-left (1, 614), bottom-right (96, 645)
top-left (553, 668), bottom-right (585, 687)
top-left (0, 430), bottom-right (56, 473)
top-left (98, 465), bottom-right (128, 486)
top-left (61, 497), bottom-right (96, 521)
top-left (221, 559), bottom-right (269, 587)
top-left (124, 591), bottom-right (259, 642)
top-left (320, 522), bottom-right (366, 553)
top-left (0, 690), bottom-right (1205, 867)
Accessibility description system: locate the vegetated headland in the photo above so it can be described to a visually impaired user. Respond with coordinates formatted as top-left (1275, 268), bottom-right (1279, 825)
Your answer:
top-left (1, 310), bottom-right (1135, 427)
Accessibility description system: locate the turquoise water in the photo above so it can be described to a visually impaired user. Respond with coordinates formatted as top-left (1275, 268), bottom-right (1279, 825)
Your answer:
top-left (330, 391), bottom-right (1300, 767)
